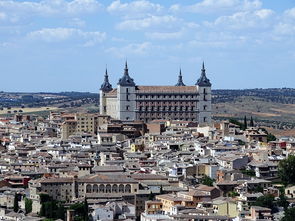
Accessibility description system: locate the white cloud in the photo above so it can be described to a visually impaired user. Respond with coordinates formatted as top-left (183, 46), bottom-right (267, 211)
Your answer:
top-left (27, 28), bottom-right (106, 46)
top-left (0, 12), bottom-right (6, 20)
top-left (107, 0), bottom-right (162, 18)
top-left (255, 9), bottom-right (274, 19)
top-left (284, 8), bottom-right (295, 18)
top-left (106, 42), bottom-right (152, 57)
top-left (145, 31), bottom-right (183, 40)
top-left (186, 31), bottom-right (249, 49)
top-left (274, 23), bottom-right (295, 36)
top-left (211, 9), bottom-right (274, 29)
top-left (284, 8), bottom-right (295, 19)
top-left (116, 15), bottom-right (179, 30)
top-left (171, 0), bottom-right (262, 14)
top-left (242, 0), bottom-right (262, 11)
top-left (272, 7), bottom-right (295, 36)
top-left (0, 0), bottom-right (101, 17)
top-left (66, 0), bottom-right (101, 14)
top-left (69, 18), bottom-right (86, 27)
top-left (188, 40), bottom-right (228, 48)
top-left (169, 4), bottom-right (180, 13)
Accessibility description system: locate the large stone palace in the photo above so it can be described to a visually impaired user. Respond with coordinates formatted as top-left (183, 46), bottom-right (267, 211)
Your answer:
top-left (99, 62), bottom-right (212, 124)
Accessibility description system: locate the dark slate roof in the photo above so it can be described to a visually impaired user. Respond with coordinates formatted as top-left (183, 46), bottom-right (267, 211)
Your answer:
top-left (100, 69), bottom-right (113, 92)
top-left (175, 69), bottom-right (186, 86)
top-left (196, 62), bottom-right (211, 87)
top-left (118, 62), bottom-right (136, 86)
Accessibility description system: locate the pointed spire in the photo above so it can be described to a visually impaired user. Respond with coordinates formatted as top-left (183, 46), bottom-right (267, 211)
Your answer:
top-left (105, 68), bottom-right (108, 77)
top-left (124, 60), bottom-right (129, 76)
top-left (201, 61), bottom-right (206, 77)
top-left (118, 61), bottom-right (136, 86)
top-left (125, 61), bottom-right (128, 70)
top-left (175, 68), bottom-right (185, 86)
top-left (196, 61), bottom-right (211, 87)
top-left (100, 67), bottom-right (113, 92)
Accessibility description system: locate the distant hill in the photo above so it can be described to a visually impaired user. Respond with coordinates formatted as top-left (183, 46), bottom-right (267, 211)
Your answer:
top-left (212, 88), bottom-right (295, 130)
top-left (213, 88), bottom-right (295, 104)
top-left (1, 88), bottom-right (295, 130)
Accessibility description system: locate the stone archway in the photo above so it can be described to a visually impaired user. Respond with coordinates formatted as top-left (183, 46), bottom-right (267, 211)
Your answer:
top-left (112, 184), bottom-right (118, 193)
top-left (86, 184), bottom-right (92, 193)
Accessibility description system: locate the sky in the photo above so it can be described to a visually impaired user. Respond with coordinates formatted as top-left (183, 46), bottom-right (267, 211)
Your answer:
top-left (0, 0), bottom-right (295, 92)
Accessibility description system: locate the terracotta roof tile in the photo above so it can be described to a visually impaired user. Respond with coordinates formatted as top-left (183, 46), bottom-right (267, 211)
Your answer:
top-left (106, 89), bottom-right (117, 96)
top-left (137, 86), bottom-right (197, 93)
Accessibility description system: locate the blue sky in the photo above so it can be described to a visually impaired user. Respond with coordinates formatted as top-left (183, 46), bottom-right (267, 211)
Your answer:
top-left (0, 0), bottom-right (295, 92)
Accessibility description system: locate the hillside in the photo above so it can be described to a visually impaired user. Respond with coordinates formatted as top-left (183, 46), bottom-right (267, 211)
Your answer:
top-left (212, 88), bottom-right (295, 131)
top-left (0, 88), bottom-right (294, 133)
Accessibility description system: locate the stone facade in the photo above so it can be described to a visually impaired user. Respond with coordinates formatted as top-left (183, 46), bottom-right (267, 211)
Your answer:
top-left (100, 62), bottom-right (212, 125)
top-left (29, 174), bottom-right (139, 203)
top-left (61, 113), bottom-right (109, 139)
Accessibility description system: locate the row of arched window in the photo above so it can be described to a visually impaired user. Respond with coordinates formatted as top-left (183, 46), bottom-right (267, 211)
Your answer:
top-left (86, 184), bottom-right (131, 193)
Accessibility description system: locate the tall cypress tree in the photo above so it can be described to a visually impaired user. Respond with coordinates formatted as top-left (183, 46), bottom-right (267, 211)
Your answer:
top-left (84, 198), bottom-right (89, 221)
top-left (13, 193), bottom-right (19, 212)
top-left (250, 116), bottom-right (254, 127)
top-left (243, 116), bottom-right (247, 130)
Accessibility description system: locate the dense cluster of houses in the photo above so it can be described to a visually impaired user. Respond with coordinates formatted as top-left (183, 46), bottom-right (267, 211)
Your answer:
top-left (0, 113), bottom-right (294, 220)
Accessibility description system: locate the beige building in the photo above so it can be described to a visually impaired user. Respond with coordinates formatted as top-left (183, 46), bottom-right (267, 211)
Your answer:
top-left (61, 113), bottom-right (109, 139)
top-left (285, 185), bottom-right (295, 199)
top-left (156, 185), bottom-right (221, 215)
top-left (212, 197), bottom-right (239, 217)
top-left (29, 174), bottom-right (139, 203)
top-left (144, 201), bottom-right (163, 215)
top-left (244, 127), bottom-right (268, 143)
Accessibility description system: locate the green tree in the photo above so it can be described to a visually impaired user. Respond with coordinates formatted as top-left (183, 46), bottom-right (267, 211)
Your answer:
top-left (240, 169), bottom-right (256, 177)
top-left (39, 193), bottom-right (50, 203)
top-left (229, 118), bottom-right (244, 129)
top-left (25, 198), bottom-right (33, 214)
top-left (40, 203), bottom-right (46, 217)
top-left (56, 202), bottom-right (65, 220)
top-left (243, 116), bottom-right (248, 130)
top-left (70, 202), bottom-right (88, 221)
top-left (228, 191), bottom-right (239, 197)
top-left (253, 194), bottom-right (276, 212)
top-left (201, 175), bottom-right (214, 186)
top-left (277, 194), bottom-right (289, 209)
top-left (278, 155), bottom-right (295, 185)
top-left (250, 116), bottom-right (254, 127)
top-left (13, 193), bottom-right (19, 212)
top-left (282, 207), bottom-right (295, 221)
top-left (267, 133), bottom-right (276, 142)
top-left (253, 185), bottom-right (264, 193)
top-left (148, 191), bottom-right (155, 200)
top-left (39, 195), bottom-right (65, 220)
top-left (83, 198), bottom-right (89, 221)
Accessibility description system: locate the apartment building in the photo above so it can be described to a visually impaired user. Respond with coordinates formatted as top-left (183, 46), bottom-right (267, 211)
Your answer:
top-left (61, 113), bottom-right (109, 139)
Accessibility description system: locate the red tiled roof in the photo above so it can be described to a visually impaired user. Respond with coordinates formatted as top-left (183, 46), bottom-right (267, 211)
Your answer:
top-left (137, 86), bottom-right (197, 93)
